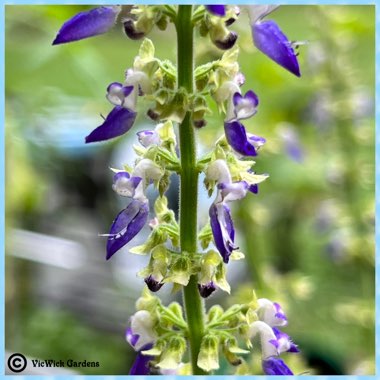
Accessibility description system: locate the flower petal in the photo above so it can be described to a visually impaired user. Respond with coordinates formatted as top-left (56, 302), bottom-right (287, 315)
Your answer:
top-left (106, 83), bottom-right (134, 107)
top-left (144, 275), bottom-right (164, 292)
top-left (126, 327), bottom-right (140, 348)
top-left (272, 327), bottom-right (300, 353)
top-left (129, 344), bottom-right (154, 375)
top-left (137, 130), bottom-right (161, 147)
top-left (252, 20), bottom-right (300, 77)
top-left (206, 5), bottom-right (226, 17)
top-left (52, 6), bottom-right (121, 45)
top-left (85, 106), bottom-right (137, 143)
top-left (224, 121), bottom-right (257, 156)
top-left (262, 357), bottom-right (294, 375)
top-left (198, 281), bottom-right (217, 298)
top-left (106, 200), bottom-right (149, 260)
top-left (209, 203), bottom-right (236, 263)
top-left (248, 183), bottom-right (259, 194)
top-left (218, 181), bottom-right (248, 202)
top-left (233, 90), bottom-right (259, 120)
top-left (112, 174), bottom-right (142, 198)
top-left (257, 299), bottom-right (288, 327)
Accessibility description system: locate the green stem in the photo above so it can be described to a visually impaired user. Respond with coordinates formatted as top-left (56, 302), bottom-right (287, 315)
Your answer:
top-left (176, 5), bottom-right (206, 375)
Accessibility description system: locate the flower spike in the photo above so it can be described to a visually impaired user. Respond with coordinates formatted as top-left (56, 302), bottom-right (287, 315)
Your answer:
top-left (52, 6), bottom-right (121, 45)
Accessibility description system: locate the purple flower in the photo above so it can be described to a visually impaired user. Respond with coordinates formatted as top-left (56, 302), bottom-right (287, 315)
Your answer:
top-left (137, 130), bottom-right (161, 147)
top-left (126, 310), bottom-right (157, 374)
top-left (205, 5), bottom-right (226, 17)
top-left (198, 281), bottom-right (217, 298)
top-left (273, 302), bottom-right (288, 323)
top-left (129, 345), bottom-right (154, 375)
top-left (85, 106), bottom-right (137, 144)
top-left (262, 357), bottom-right (294, 375)
top-left (106, 199), bottom-right (149, 260)
top-left (209, 203), bottom-right (236, 263)
top-left (52, 6), bottom-right (121, 45)
top-left (232, 90), bottom-right (259, 120)
top-left (218, 181), bottom-right (248, 202)
top-left (257, 299), bottom-right (288, 327)
top-left (112, 172), bottom-right (142, 198)
top-left (224, 120), bottom-right (259, 156)
top-left (252, 19), bottom-right (300, 77)
top-left (270, 327), bottom-right (299, 354)
top-left (106, 82), bottom-right (134, 107)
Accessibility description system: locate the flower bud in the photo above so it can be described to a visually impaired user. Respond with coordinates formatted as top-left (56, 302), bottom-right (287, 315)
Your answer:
top-left (214, 31), bottom-right (238, 50)
top-left (123, 19), bottom-right (145, 40)
top-left (156, 336), bottom-right (186, 369)
top-left (198, 282), bottom-right (216, 298)
top-left (197, 335), bottom-right (220, 372)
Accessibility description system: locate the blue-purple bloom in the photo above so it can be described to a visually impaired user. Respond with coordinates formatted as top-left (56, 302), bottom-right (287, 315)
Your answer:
top-left (106, 199), bottom-right (149, 260)
top-left (270, 327), bottom-right (299, 353)
top-left (126, 310), bottom-right (157, 374)
top-left (224, 89), bottom-right (266, 157)
top-left (249, 6), bottom-right (301, 77)
top-left (224, 120), bottom-right (259, 156)
top-left (112, 171), bottom-right (142, 198)
top-left (85, 106), bottom-right (137, 143)
top-left (232, 90), bottom-right (259, 120)
top-left (129, 345), bottom-right (153, 375)
top-left (52, 6), bottom-right (121, 45)
top-left (262, 357), bottom-right (294, 375)
top-left (209, 203), bottom-right (236, 263)
top-left (205, 5), bottom-right (226, 17)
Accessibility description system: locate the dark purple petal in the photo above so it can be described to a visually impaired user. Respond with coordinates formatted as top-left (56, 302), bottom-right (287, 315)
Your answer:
top-left (252, 20), bottom-right (301, 77)
top-left (224, 121), bottom-right (257, 156)
top-left (85, 106), bottom-right (137, 143)
top-left (214, 31), bottom-right (238, 50)
top-left (129, 344), bottom-right (154, 375)
top-left (122, 85), bottom-right (134, 97)
top-left (248, 183), bottom-right (259, 194)
top-left (126, 327), bottom-right (140, 348)
top-left (144, 275), bottom-right (164, 292)
top-left (209, 203), bottom-right (236, 263)
top-left (52, 6), bottom-right (120, 45)
top-left (262, 357), bottom-right (294, 375)
top-left (123, 19), bottom-right (146, 40)
top-left (198, 282), bottom-right (217, 298)
top-left (206, 5), bottom-right (226, 17)
top-left (106, 200), bottom-right (149, 260)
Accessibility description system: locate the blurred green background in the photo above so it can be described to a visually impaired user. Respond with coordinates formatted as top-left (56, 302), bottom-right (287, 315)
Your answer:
top-left (5, 5), bottom-right (375, 375)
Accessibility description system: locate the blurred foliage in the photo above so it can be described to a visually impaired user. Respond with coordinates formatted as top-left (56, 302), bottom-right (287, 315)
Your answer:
top-left (5, 5), bottom-right (375, 375)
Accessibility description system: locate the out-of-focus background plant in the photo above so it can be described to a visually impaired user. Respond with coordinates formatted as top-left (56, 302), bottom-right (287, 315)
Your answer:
top-left (5, 5), bottom-right (375, 375)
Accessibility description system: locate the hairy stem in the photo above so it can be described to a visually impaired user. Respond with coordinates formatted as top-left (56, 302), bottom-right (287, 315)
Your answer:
top-left (176, 5), bottom-right (206, 375)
